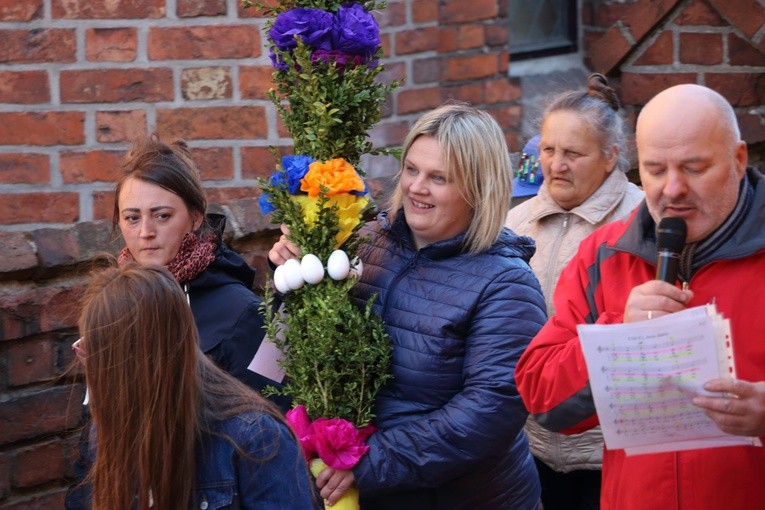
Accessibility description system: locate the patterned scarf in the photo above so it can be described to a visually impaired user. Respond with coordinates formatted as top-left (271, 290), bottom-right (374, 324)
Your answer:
top-left (118, 231), bottom-right (218, 284)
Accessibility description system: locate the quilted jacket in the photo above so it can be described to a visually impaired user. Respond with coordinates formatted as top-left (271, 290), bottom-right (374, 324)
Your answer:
top-left (350, 211), bottom-right (547, 510)
top-left (505, 170), bottom-right (643, 472)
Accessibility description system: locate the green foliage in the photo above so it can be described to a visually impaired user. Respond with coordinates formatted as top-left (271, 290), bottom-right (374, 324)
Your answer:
top-left (263, 278), bottom-right (391, 426)
top-left (270, 42), bottom-right (398, 166)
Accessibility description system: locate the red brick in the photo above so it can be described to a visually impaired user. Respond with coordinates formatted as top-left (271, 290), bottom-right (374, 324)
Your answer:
top-left (619, 72), bottom-right (698, 106)
top-left (190, 147), bottom-right (234, 180)
top-left (96, 110), bottom-right (147, 143)
top-left (675, 0), bottom-right (727, 26)
top-left (368, 120), bottom-right (410, 148)
top-left (444, 53), bottom-right (498, 82)
top-left (412, 56), bottom-right (441, 84)
top-left (239, 66), bottom-right (276, 100)
top-left (241, 146), bottom-right (288, 180)
top-left (621, 0), bottom-right (682, 42)
top-left (8, 339), bottom-right (55, 387)
top-left (441, 0), bottom-right (498, 23)
top-left (0, 231), bottom-right (38, 275)
top-left (679, 32), bottom-right (723, 65)
top-left (412, 0), bottom-right (438, 23)
top-left (706, 73), bottom-right (765, 106)
top-left (0, 192), bottom-right (79, 225)
top-left (182, 67), bottom-right (232, 101)
top-left (92, 190), bottom-right (114, 221)
top-left (395, 27), bottom-right (439, 55)
top-left (0, 153), bottom-right (50, 185)
top-left (52, 0), bottom-right (165, 19)
top-left (728, 34), bottom-right (765, 66)
top-left (60, 150), bottom-right (124, 184)
top-left (148, 26), bottom-right (260, 60)
top-left (0, 452), bottom-right (8, 499)
top-left (588, 28), bottom-right (637, 74)
top-left (397, 87), bottom-right (442, 114)
top-left (586, 2), bottom-right (634, 29)
top-left (708, 0), bottom-right (765, 38)
top-left (12, 441), bottom-right (65, 488)
top-left (2, 489), bottom-right (68, 510)
top-left (485, 24), bottom-right (509, 47)
top-left (205, 186), bottom-right (258, 205)
top-left (374, 1), bottom-right (406, 28)
top-left (178, 0), bottom-right (226, 17)
top-left (85, 27), bottom-right (137, 62)
top-left (442, 82), bottom-right (484, 104)
top-left (488, 104), bottom-right (522, 132)
top-left (0, 70), bottom-right (49, 104)
top-left (377, 61), bottom-right (406, 87)
top-left (0, 0), bottom-right (42, 21)
top-left (497, 50), bottom-right (509, 73)
top-left (485, 77), bottom-right (522, 104)
top-left (0, 112), bottom-right (84, 146)
top-left (0, 386), bottom-right (83, 445)
top-left (380, 32), bottom-right (392, 58)
top-left (738, 111), bottom-right (765, 144)
top-left (237, 0), bottom-right (278, 18)
top-left (633, 30), bottom-right (674, 66)
top-left (60, 68), bottom-right (174, 103)
top-left (157, 106), bottom-right (267, 140)
top-left (438, 25), bottom-right (485, 53)
top-left (0, 29), bottom-right (76, 64)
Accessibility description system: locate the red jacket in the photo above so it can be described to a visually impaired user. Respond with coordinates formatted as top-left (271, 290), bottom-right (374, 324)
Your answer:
top-left (516, 170), bottom-right (765, 510)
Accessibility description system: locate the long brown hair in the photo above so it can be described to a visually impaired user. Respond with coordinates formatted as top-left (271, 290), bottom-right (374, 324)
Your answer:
top-left (79, 264), bottom-right (286, 510)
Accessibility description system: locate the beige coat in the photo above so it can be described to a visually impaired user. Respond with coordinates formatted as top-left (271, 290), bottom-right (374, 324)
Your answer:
top-left (506, 169), bottom-right (644, 472)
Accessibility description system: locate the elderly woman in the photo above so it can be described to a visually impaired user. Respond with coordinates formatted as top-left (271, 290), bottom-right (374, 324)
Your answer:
top-left (506, 73), bottom-right (644, 510)
top-left (270, 103), bottom-right (547, 509)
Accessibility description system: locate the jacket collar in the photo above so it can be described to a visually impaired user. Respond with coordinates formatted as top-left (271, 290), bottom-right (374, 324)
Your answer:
top-left (524, 171), bottom-right (633, 225)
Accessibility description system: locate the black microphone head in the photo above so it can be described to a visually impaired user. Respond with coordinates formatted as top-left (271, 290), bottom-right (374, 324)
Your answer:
top-left (656, 217), bottom-right (687, 253)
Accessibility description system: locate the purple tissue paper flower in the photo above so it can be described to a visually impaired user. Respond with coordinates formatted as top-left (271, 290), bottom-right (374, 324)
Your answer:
top-left (311, 49), bottom-right (365, 68)
top-left (269, 8), bottom-right (335, 52)
top-left (333, 3), bottom-right (380, 61)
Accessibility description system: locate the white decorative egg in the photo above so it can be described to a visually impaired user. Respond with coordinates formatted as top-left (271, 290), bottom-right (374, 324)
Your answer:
top-left (350, 257), bottom-right (363, 278)
top-left (282, 258), bottom-right (305, 290)
top-left (273, 265), bottom-right (291, 294)
top-left (327, 250), bottom-right (351, 280)
top-left (300, 253), bottom-right (325, 284)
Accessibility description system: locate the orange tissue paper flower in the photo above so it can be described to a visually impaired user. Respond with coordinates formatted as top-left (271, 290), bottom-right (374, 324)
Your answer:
top-left (301, 158), bottom-right (366, 197)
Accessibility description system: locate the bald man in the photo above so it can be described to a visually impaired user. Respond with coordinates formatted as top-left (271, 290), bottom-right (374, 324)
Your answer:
top-left (515, 84), bottom-right (765, 509)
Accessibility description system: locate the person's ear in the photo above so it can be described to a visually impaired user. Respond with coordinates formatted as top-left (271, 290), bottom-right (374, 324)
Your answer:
top-left (606, 144), bottom-right (619, 173)
top-left (192, 212), bottom-right (204, 232)
top-left (733, 140), bottom-right (748, 179)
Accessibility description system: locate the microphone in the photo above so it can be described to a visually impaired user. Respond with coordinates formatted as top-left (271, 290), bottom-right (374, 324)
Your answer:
top-left (655, 217), bottom-right (687, 283)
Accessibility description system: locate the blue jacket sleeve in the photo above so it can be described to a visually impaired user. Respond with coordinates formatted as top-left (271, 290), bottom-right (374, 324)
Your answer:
top-left (237, 415), bottom-right (320, 509)
top-left (353, 267), bottom-right (546, 495)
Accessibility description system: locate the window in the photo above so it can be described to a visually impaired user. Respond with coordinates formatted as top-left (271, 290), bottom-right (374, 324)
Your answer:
top-left (508, 0), bottom-right (578, 61)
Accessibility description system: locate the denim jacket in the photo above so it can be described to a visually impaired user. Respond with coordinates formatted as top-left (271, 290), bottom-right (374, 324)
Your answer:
top-left (66, 411), bottom-right (318, 509)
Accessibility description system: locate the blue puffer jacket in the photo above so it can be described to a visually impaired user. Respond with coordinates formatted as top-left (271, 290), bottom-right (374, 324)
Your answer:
top-left (351, 211), bottom-right (547, 510)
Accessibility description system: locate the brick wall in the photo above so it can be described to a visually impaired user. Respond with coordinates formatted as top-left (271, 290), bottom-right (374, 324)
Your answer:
top-left (583, 0), bottom-right (765, 149)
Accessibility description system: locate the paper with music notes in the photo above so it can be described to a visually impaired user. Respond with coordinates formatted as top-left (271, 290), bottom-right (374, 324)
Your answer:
top-left (578, 304), bottom-right (760, 455)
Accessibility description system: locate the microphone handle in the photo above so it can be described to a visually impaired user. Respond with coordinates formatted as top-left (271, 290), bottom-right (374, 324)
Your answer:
top-left (656, 250), bottom-right (680, 283)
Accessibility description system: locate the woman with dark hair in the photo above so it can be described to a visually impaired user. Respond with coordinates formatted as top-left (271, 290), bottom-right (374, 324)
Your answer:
top-left (506, 73), bottom-right (644, 510)
top-left (73, 264), bottom-right (316, 509)
top-left (113, 133), bottom-right (282, 397)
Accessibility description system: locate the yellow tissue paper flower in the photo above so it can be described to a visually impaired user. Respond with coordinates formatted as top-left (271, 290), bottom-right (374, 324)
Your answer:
top-left (293, 194), bottom-right (369, 248)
